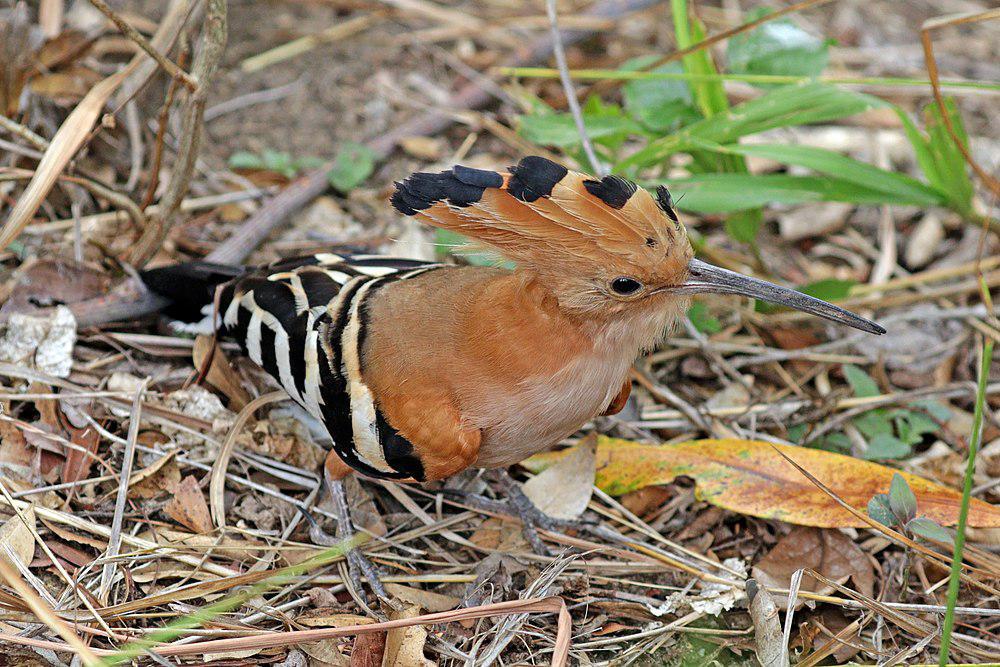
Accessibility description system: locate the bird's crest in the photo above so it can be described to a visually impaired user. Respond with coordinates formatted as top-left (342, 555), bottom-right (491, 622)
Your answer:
top-left (391, 156), bottom-right (688, 277)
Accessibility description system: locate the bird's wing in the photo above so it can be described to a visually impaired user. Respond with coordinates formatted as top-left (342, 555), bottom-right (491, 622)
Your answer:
top-left (216, 253), bottom-right (441, 479)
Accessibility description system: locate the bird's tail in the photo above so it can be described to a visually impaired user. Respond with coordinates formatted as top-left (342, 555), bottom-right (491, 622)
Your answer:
top-left (140, 261), bottom-right (244, 323)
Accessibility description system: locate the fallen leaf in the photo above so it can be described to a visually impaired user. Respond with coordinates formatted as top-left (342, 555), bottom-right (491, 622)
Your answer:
top-left (193, 335), bottom-right (252, 410)
top-left (0, 506), bottom-right (36, 569)
top-left (385, 584), bottom-right (459, 613)
top-left (61, 420), bottom-right (99, 485)
top-left (752, 527), bottom-right (873, 608)
top-left (522, 433), bottom-right (596, 520)
top-left (469, 516), bottom-right (528, 552)
top-left (523, 437), bottom-right (1000, 528)
top-left (127, 450), bottom-right (181, 499)
top-left (382, 604), bottom-right (434, 667)
top-left (298, 610), bottom-right (377, 628)
top-left (164, 476), bottom-right (213, 534)
top-left (351, 631), bottom-right (386, 667)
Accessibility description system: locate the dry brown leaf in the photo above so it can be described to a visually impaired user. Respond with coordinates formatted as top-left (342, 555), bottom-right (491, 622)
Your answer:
top-left (382, 605), bottom-right (434, 667)
top-left (0, 65), bottom-right (132, 253)
top-left (350, 632), bottom-right (386, 667)
top-left (164, 475), bottom-right (213, 534)
top-left (525, 437), bottom-right (1000, 528)
top-left (384, 584), bottom-right (459, 613)
top-left (469, 516), bottom-right (528, 552)
top-left (752, 527), bottom-right (874, 609)
top-left (128, 450), bottom-right (181, 499)
top-left (298, 610), bottom-right (377, 628)
top-left (301, 639), bottom-right (350, 666)
top-left (522, 433), bottom-right (596, 520)
top-left (60, 419), bottom-right (99, 485)
top-left (0, 506), bottom-right (36, 569)
top-left (193, 335), bottom-right (252, 410)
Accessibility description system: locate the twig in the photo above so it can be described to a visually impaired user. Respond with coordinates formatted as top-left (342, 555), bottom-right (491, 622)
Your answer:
top-left (98, 378), bottom-right (149, 603)
top-left (87, 0), bottom-right (197, 90)
top-left (129, 0), bottom-right (227, 267)
top-left (544, 0), bottom-right (603, 175)
top-left (239, 13), bottom-right (382, 73)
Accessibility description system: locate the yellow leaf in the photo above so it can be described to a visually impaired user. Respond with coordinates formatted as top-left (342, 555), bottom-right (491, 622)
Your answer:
top-left (0, 506), bottom-right (36, 569)
top-left (523, 438), bottom-right (1000, 529)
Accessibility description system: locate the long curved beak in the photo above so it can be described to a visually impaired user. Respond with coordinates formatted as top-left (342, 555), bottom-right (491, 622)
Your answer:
top-left (675, 258), bottom-right (885, 335)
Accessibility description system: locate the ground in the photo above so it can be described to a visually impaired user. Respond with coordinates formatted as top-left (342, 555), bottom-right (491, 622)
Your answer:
top-left (0, 0), bottom-right (999, 664)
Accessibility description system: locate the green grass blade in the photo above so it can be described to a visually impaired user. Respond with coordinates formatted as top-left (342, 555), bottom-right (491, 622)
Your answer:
top-left (617, 82), bottom-right (882, 170)
top-left (925, 98), bottom-right (974, 216)
top-left (939, 340), bottom-right (994, 665)
top-left (648, 173), bottom-right (906, 212)
top-left (895, 107), bottom-right (945, 193)
top-left (717, 143), bottom-right (947, 206)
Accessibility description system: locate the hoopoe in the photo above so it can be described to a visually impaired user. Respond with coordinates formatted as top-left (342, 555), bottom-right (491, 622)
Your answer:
top-left (142, 156), bottom-right (884, 596)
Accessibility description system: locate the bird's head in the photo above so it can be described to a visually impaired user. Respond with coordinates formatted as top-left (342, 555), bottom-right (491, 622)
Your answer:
top-left (392, 156), bottom-right (884, 336)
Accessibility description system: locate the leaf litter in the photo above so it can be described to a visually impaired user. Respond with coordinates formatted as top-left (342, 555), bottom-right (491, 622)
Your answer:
top-left (0, 0), bottom-right (998, 665)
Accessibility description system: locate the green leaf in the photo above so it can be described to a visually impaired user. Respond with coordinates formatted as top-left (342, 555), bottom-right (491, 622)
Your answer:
top-left (717, 143), bottom-right (945, 206)
top-left (864, 433), bottom-right (911, 460)
top-left (228, 150), bottom-right (266, 171)
top-left (907, 516), bottom-right (953, 545)
top-left (648, 173), bottom-right (901, 213)
top-left (888, 472), bottom-right (918, 521)
top-left (854, 411), bottom-right (893, 439)
top-left (327, 142), bottom-right (376, 193)
top-left (687, 302), bottom-right (722, 334)
top-left (843, 364), bottom-right (880, 398)
top-left (924, 97), bottom-right (974, 215)
top-left (519, 112), bottom-right (642, 149)
top-left (618, 82), bottom-right (883, 170)
top-left (868, 493), bottom-right (895, 527)
top-left (915, 399), bottom-right (951, 422)
top-left (622, 57), bottom-right (699, 133)
top-left (727, 7), bottom-right (832, 82)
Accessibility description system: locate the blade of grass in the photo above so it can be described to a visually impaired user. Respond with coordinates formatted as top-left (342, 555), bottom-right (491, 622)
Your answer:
top-left (617, 82), bottom-right (881, 170)
top-left (715, 143), bottom-right (947, 205)
top-left (939, 340), bottom-right (994, 666)
top-left (646, 173), bottom-right (918, 213)
top-left (502, 66), bottom-right (1000, 92)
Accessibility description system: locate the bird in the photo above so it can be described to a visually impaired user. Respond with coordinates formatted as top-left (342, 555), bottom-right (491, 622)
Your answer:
top-left (141, 155), bottom-right (884, 598)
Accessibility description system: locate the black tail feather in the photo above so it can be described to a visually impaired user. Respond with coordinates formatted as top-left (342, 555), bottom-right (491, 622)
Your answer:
top-left (140, 261), bottom-right (244, 322)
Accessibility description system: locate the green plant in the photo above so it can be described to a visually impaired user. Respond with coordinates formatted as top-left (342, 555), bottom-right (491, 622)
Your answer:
top-left (228, 148), bottom-right (324, 178)
top-left (228, 141), bottom-right (377, 194)
top-left (788, 365), bottom-right (950, 460)
top-left (867, 473), bottom-right (953, 544)
top-left (510, 4), bottom-right (981, 246)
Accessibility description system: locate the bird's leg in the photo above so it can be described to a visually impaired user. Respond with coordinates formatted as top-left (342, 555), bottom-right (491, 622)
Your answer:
top-left (464, 469), bottom-right (595, 556)
top-left (301, 452), bottom-right (390, 602)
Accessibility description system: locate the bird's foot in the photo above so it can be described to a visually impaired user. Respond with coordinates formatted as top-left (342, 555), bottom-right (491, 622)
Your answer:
top-left (300, 478), bottom-right (391, 606)
top-left (302, 510), bottom-right (389, 602)
top-left (461, 469), bottom-right (595, 556)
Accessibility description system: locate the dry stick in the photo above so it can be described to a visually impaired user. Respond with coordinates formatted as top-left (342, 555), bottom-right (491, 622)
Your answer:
top-left (545, 0), bottom-right (603, 176)
top-left (98, 378), bottom-right (149, 604)
top-left (87, 0), bottom-right (197, 90)
top-left (70, 0), bottom-right (663, 327)
top-left (129, 0), bottom-right (227, 267)
top-left (0, 557), bottom-right (102, 666)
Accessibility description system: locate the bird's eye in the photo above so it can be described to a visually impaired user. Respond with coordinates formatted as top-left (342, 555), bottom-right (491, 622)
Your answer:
top-left (610, 277), bottom-right (643, 296)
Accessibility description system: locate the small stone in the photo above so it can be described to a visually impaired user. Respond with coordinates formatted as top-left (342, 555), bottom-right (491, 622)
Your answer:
top-left (778, 202), bottom-right (853, 242)
top-left (904, 212), bottom-right (944, 269)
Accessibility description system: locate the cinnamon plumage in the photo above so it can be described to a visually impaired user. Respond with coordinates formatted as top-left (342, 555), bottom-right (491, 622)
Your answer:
top-left (143, 156), bottom-right (884, 596)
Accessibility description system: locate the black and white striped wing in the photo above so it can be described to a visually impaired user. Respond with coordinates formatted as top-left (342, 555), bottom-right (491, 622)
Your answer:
top-left (216, 253), bottom-right (439, 479)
